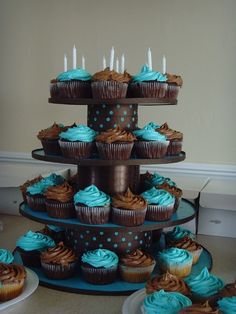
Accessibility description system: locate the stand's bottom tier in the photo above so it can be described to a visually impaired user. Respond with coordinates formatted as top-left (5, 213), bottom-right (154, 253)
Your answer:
top-left (14, 235), bottom-right (212, 295)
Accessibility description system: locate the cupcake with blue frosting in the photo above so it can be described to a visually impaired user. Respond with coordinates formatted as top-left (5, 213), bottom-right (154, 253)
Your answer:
top-left (185, 267), bottom-right (224, 302)
top-left (133, 123), bottom-right (169, 159)
top-left (129, 64), bottom-right (168, 98)
top-left (158, 247), bottom-right (193, 278)
top-left (141, 187), bottom-right (175, 221)
top-left (16, 230), bottom-right (55, 267)
top-left (59, 124), bottom-right (97, 159)
top-left (26, 173), bottom-right (65, 211)
top-left (74, 185), bottom-right (111, 224)
top-left (50, 68), bottom-right (92, 99)
top-left (0, 249), bottom-right (14, 264)
top-left (217, 296), bottom-right (236, 314)
top-left (141, 289), bottom-right (192, 314)
top-left (165, 226), bottom-right (195, 246)
top-left (81, 248), bottom-right (118, 284)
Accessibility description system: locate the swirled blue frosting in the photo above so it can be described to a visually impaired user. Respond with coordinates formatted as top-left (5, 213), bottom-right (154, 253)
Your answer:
top-left (26, 173), bottom-right (65, 195)
top-left (148, 172), bottom-right (177, 187)
top-left (218, 296), bottom-right (236, 314)
top-left (166, 226), bottom-right (195, 241)
top-left (74, 185), bottom-right (110, 207)
top-left (133, 128), bottom-right (167, 142)
top-left (142, 289), bottom-right (192, 314)
top-left (47, 225), bottom-right (64, 232)
top-left (59, 124), bottom-right (97, 142)
top-left (16, 230), bottom-right (55, 251)
top-left (57, 68), bottom-right (91, 81)
top-left (141, 187), bottom-right (175, 206)
top-left (0, 249), bottom-right (14, 264)
top-left (158, 247), bottom-right (193, 267)
top-left (185, 267), bottom-right (225, 297)
top-left (132, 64), bottom-right (167, 83)
top-left (82, 249), bottom-right (118, 269)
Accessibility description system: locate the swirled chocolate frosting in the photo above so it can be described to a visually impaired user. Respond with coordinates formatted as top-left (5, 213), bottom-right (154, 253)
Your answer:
top-left (37, 122), bottom-right (67, 140)
top-left (167, 73), bottom-right (183, 86)
top-left (41, 242), bottom-right (76, 266)
top-left (120, 249), bottom-right (154, 267)
top-left (92, 68), bottom-right (132, 83)
top-left (170, 236), bottom-right (202, 253)
top-left (218, 282), bottom-right (236, 298)
top-left (0, 263), bottom-right (26, 284)
top-left (157, 182), bottom-right (183, 198)
top-left (158, 122), bottom-right (183, 141)
top-left (44, 182), bottom-right (74, 203)
top-left (112, 188), bottom-right (147, 211)
top-left (146, 272), bottom-right (190, 295)
top-left (96, 125), bottom-right (136, 144)
top-left (180, 301), bottom-right (219, 313)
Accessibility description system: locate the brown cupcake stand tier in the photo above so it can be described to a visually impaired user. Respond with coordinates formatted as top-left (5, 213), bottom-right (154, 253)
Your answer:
top-left (18, 97), bottom-right (213, 295)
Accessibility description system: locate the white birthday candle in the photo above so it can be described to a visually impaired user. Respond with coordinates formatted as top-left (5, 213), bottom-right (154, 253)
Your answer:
top-left (82, 55), bottom-right (85, 70)
top-left (115, 57), bottom-right (119, 73)
top-left (148, 48), bottom-right (152, 70)
top-left (121, 53), bottom-right (125, 73)
top-left (103, 56), bottom-right (106, 70)
top-left (110, 46), bottom-right (115, 71)
top-left (162, 55), bottom-right (166, 74)
top-left (64, 54), bottom-right (67, 72)
top-left (72, 45), bottom-right (77, 69)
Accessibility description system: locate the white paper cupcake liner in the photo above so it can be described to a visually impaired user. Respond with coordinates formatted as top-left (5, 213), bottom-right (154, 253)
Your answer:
top-left (146, 203), bottom-right (174, 221)
top-left (96, 142), bottom-right (134, 160)
top-left (134, 140), bottom-right (169, 158)
top-left (75, 204), bottom-right (110, 224)
top-left (119, 261), bottom-right (156, 283)
top-left (91, 81), bottom-right (128, 99)
top-left (59, 140), bottom-right (94, 159)
top-left (159, 259), bottom-right (193, 278)
top-left (112, 206), bottom-right (147, 226)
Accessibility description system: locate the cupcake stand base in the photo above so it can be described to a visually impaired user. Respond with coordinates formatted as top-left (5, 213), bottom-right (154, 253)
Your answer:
top-left (18, 201), bottom-right (213, 295)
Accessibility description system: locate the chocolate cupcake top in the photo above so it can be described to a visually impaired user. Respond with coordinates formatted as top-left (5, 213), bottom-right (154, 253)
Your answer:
top-left (112, 188), bottom-right (147, 211)
top-left (167, 73), bottom-right (183, 86)
top-left (74, 185), bottom-right (110, 207)
top-left (41, 242), bottom-right (76, 266)
top-left (37, 122), bottom-right (67, 140)
top-left (0, 249), bottom-right (14, 264)
top-left (146, 272), bottom-right (191, 296)
top-left (142, 290), bottom-right (192, 314)
top-left (0, 263), bottom-right (26, 285)
top-left (141, 187), bottom-right (175, 206)
top-left (59, 124), bottom-right (97, 142)
top-left (217, 296), bottom-right (236, 314)
top-left (92, 68), bottom-right (132, 83)
top-left (158, 122), bottom-right (183, 141)
top-left (157, 182), bottom-right (183, 198)
top-left (20, 175), bottom-right (43, 195)
top-left (120, 249), bottom-right (154, 267)
top-left (96, 125), bottom-right (136, 144)
top-left (218, 282), bottom-right (236, 298)
top-left (56, 68), bottom-right (92, 81)
top-left (16, 230), bottom-right (55, 251)
top-left (132, 65), bottom-right (167, 83)
top-left (185, 267), bottom-right (225, 298)
top-left (81, 249), bottom-right (118, 269)
top-left (170, 236), bottom-right (203, 253)
top-left (180, 301), bottom-right (219, 313)
top-left (44, 182), bottom-right (74, 203)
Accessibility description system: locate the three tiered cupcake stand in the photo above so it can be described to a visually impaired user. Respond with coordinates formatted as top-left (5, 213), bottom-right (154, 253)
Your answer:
top-left (18, 96), bottom-right (212, 295)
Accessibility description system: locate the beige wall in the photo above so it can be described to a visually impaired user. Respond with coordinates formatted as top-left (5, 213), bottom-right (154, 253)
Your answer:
top-left (0, 0), bottom-right (236, 164)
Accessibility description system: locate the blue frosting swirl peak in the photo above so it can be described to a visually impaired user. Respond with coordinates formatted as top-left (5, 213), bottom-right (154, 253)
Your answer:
top-left (132, 64), bottom-right (167, 83)
top-left (141, 187), bottom-right (175, 206)
top-left (158, 247), bottom-right (193, 266)
top-left (74, 185), bottom-right (110, 207)
top-left (26, 173), bottom-right (65, 195)
top-left (218, 296), bottom-right (236, 314)
top-left (59, 124), bottom-right (97, 142)
top-left (16, 230), bottom-right (55, 251)
top-left (57, 68), bottom-right (91, 81)
top-left (0, 249), bottom-right (14, 264)
top-left (82, 249), bottom-right (118, 269)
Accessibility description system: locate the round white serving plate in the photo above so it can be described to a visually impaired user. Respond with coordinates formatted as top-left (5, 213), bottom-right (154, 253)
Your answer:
top-left (122, 288), bottom-right (146, 314)
top-left (0, 267), bottom-right (39, 311)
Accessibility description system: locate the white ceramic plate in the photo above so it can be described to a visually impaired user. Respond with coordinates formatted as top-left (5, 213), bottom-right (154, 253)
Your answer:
top-left (122, 288), bottom-right (146, 314)
top-left (0, 267), bottom-right (39, 310)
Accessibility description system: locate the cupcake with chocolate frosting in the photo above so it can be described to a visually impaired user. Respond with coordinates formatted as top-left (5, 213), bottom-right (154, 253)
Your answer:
top-left (158, 122), bottom-right (183, 156)
top-left (40, 242), bottom-right (77, 279)
top-left (95, 125), bottom-right (136, 160)
top-left (44, 182), bottom-right (75, 219)
top-left (165, 226), bottom-right (195, 246)
top-left (74, 185), bottom-right (111, 224)
top-left (180, 301), bottom-right (219, 313)
top-left (166, 72), bottom-right (183, 100)
top-left (0, 263), bottom-right (26, 301)
top-left (119, 249), bottom-right (156, 283)
top-left (91, 67), bottom-right (132, 99)
top-left (170, 236), bottom-right (203, 265)
top-left (20, 175), bottom-right (43, 203)
top-left (111, 188), bottom-right (147, 226)
top-left (146, 272), bottom-right (191, 296)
